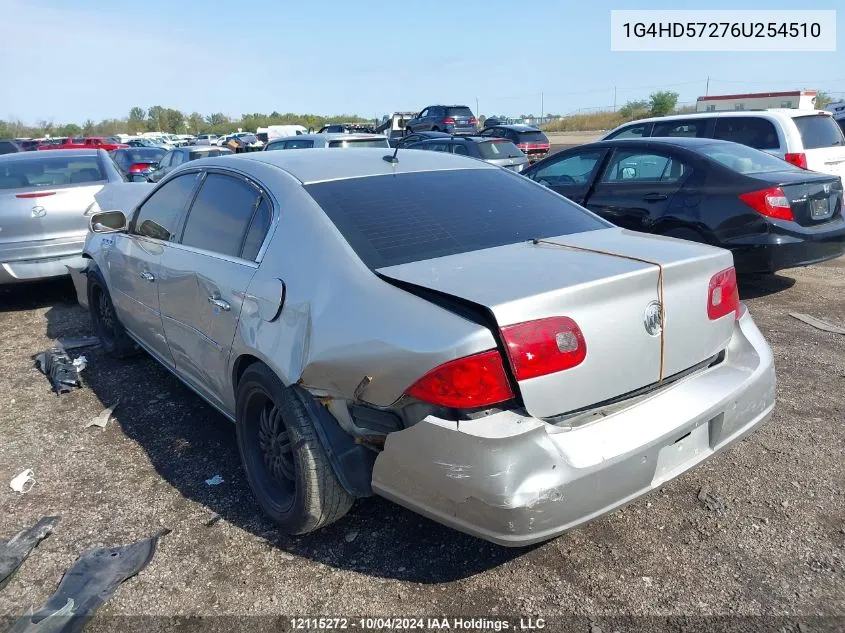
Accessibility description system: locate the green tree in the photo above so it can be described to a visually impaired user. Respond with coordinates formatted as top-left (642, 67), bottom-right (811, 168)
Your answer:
top-left (82, 119), bottom-right (95, 135)
top-left (649, 91), bottom-right (679, 116)
top-left (815, 90), bottom-right (832, 109)
top-left (206, 112), bottom-right (230, 127)
top-left (128, 106), bottom-right (146, 133)
top-left (57, 123), bottom-right (82, 137)
top-left (618, 100), bottom-right (649, 119)
top-left (187, 111), bottom-right (205, 134)
top-left (161, 108), bottom-right (185, 133)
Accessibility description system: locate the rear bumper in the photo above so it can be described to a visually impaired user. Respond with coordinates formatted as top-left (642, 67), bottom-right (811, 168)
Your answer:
top-left (728, 217), bottom-right (845, 273)
top-left (372, 308), bottom-right (776, 546)
top-left (0, 235), bottom-right (86, 284)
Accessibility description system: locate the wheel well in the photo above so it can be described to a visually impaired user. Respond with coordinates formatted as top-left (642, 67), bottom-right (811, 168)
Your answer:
top-left (232, 354), bottom-right (262, 392)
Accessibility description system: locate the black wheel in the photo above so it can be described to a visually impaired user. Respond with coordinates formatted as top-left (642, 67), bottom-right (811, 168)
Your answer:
top-left (236, 364), bottom-right (353, 534)
top-left (87, 267), bottom-right (138, 358)
top-left (660, 227), bottom-right (707, 245)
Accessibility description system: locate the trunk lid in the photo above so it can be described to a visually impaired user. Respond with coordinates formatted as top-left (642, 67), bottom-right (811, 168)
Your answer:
top-left (757, 170), bottom-right (844, 225)
top-left (379, 228), bottom-right (735, 419)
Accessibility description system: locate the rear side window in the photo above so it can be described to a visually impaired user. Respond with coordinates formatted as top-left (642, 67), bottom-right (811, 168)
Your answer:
top-left (181, 173), bottom-right (260, 258)
top-left (713, 117), bottom-right (779, 150)
top-left (132, 172), bottom-right (199, 241)
top-left (477, 141), bottom-right (523, 159)
top-left (189, 149), bottom-right (231, 160)
top-left (305, 169), bottom-right (608, 269)
top-left (652, 119), bottom-right (707, 138)
top-left (0, 141), bottom-right (20, 155)
top-left (327, 138), bottom-right (389, 148)
top-left (792, 115), bottom-right (845, 149)
top-left (606, 123), bottom-right (651, 140)
top-left (241, 197), bottom-right (272, 260)
top-left (0, 155), bottom-right (105, 189)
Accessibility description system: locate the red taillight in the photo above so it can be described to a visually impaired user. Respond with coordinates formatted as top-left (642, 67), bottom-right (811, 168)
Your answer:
top-left (501, 317), bottom-right (587, 381)
top-left (469, 117), bottom-right (477, 124)
top-left (442, 117), bottom-right (456, 124)
top-left (128, 163), bottom-right (148, 173)
top-left (16, 192), bottom-right (56, 198)
top-left (784, 152), bottom-right (808, 169)
top-left (738, 186), bottom-right (794, 221)
top-left (405, 350), bottom-right (514, 409)
top-left (707, 267), bottom-right (740, 321)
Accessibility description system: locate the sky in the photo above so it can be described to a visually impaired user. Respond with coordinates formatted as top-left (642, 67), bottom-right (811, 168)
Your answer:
top-left (1, 0), bottom-right (843, 124)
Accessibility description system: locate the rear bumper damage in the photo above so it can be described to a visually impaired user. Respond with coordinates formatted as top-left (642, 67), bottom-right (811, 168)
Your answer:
top-left (372, 308), bottom-right (775, 546)
top-left (0, 236), bottom-right (87, 284)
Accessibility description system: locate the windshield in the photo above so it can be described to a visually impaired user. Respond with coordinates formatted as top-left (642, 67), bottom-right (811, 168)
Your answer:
top-left (0, 155), bottom-right (105, 189)
top-left (328, 138), bottom-right (389, 148)
top-left (305, 169), bottom-right (607, 269)
top-left (699, 142), bottom-right (803, 174)
top-left (793, 115), bottom-right (845, 149)
top-left (477, 140), bottom-right (524, 159)
top-left (237, 134), bottom-right (258, 143)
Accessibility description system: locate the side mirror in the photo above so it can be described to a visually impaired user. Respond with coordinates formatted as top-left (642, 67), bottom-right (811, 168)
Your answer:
top-left (90, 210), bottom-right (127, 233)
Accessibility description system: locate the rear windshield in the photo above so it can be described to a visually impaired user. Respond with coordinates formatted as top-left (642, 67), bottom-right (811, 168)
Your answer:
top-left (699, 142), bottom-right (802, 175)
top-left (793, 115), bottom-right (845, 149)
top-left (477, 140), bottom-right (524, 159)
top-left (305, 169), bottom-right (607, 269)
top-left (189, 149), bottom-right (232, 160)
top-left (111, 148), bottom-right (165, 170)
top-left (0, 156), bottom-right (104, 189)
top-left (446, 107), bottom-right (474, 118)
top-left (328, 138), bottom-right (389, 148)
top-left (516, 131), bottom-right (548, 144)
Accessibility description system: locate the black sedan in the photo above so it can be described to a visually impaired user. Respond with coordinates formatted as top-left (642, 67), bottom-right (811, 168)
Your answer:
top-left (523, 137), bottom-right (845, 274)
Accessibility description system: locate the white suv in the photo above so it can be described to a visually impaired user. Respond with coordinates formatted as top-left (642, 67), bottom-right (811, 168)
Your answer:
top-left (602, 109), bottom-right (845, 180)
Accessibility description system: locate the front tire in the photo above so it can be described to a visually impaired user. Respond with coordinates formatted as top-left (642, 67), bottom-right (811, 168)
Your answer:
top-left (87, 267), bottom-right (138, 358)
top-left (235, 364), bottom-right (353, 534)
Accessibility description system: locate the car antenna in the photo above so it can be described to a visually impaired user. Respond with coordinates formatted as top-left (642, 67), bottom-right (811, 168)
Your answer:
top-left (383, 144), bottom-right (399, 164)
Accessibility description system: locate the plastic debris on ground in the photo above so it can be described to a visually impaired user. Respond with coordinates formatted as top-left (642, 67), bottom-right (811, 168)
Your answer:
top-left (205, 475), bottom-right (224, 486)
top-left (0, 517), bottom-right (61, 590)
top-left (789, 312), bottom-right (845, 335)
top-left (7, 530), bottom-right (169, 633)
top-left (10, 470), bottom-right (36, 494)
top-left (697, 486), bottom-right (726, 512)
top-left (85, 400), bottom-right (120, 430)
top-left (34, 349), bottom-right (87, 394)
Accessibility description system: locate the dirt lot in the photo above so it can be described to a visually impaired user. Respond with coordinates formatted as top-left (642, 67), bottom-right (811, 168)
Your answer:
top-left (1, 256), bottom-right (843, 632)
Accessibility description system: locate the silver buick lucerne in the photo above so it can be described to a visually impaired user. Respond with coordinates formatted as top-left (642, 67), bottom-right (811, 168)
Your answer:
top-left (77, 148), bottom-right (776, 546)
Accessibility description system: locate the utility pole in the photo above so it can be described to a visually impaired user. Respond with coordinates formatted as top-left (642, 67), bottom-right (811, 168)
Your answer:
top-left (541, 92), bottom-right (544, 120)
top-left (613, 86), bottom-right (617, 111)
top-left (476, 97), bottom-right (479, 117)
top-left (706, 76), bottom-right (710, 96)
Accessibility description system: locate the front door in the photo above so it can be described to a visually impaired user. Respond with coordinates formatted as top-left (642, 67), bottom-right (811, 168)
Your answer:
top-left (526, 148), bottom-right (607, 205)
top-left (157, 171), bottom-right (272, 409)
top-left (584, 149), bottom-right (690, 232)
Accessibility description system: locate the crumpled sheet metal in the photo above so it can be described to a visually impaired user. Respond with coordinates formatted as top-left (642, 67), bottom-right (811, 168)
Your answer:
top-left (7, 530), bottom-right (168, 633)
top-left (0, 517), bottom-right (60, 591)
top-left (34, 350), bottom-right (86, 395)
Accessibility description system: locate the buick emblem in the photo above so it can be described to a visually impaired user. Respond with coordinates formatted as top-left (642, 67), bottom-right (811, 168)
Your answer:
top-left (31, 206), bottom-right (46, 218)
top-left (644, 301), bottom-right (664, 337)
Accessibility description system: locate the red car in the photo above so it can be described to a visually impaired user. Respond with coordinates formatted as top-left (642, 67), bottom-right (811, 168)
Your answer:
top-left (38, 137), bottom-right (128, 151)
top-left (480, 124), bottom-right (550, 163)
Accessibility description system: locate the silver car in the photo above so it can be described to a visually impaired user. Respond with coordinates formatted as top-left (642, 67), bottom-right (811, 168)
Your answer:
top-left (0, 149), bottom-right (125, 284)
top-left (264, 133), bottom-right (389, 151)
top-left (406, 135), bottom-right (529, 172)
top-left (79, 148), bottom-right (776, 546)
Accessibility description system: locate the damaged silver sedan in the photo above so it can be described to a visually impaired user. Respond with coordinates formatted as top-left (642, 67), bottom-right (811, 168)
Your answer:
top-left (78, 148), bottom-right (776, 546)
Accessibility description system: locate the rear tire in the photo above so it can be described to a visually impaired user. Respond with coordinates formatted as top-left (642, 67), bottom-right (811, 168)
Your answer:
top-left (87, 267), bottom-right (138, 358)
top-left (235, 364), bottom-right (353, 535)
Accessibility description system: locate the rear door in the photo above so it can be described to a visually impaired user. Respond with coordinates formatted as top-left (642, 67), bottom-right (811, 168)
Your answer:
top-left (107, 172), bottom-right (201, 367)
top-left (585, 147), bottom-right (691, 232)
top-left (525, 148), bottom-right (607, 204)
top-left (712, 116), bottom-right (782, 157)
top-left (158, 171), bottom-right (270, 407)
top-left (791, 113), bottom-right (845, 180)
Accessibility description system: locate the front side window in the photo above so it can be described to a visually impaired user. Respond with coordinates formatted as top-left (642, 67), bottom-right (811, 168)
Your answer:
top-left (652, 119), bottom-right (707, 138)
top-left (180, 173), bottom-right (260, 258)
top-left (530, 150), bottom-right (604, 186)
top-left (452, 144), bottom-right (469, 155)
top-left (713, 117), bottom-right (780, 150)
top-left (601, 150), bottom-right (690, 183)
top-left (132, 172), bottom-right (199, 241)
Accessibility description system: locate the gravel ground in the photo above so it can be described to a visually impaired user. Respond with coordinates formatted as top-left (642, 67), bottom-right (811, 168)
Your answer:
top-left (0, 257), bottom-right (843, 632)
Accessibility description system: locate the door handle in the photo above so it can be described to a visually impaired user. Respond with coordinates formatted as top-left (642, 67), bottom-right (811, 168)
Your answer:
top-left (208, 295), bottom-right (231, 311)
top-left (139, 271), bottom-right (155, 282)
top-left (642, 193), bottom-right (668, 202)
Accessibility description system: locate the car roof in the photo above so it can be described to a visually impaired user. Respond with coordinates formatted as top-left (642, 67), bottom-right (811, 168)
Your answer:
top-left (270, 133), bottom-right (385, 142)
top-left (613, 109), bottom-right (835, 129)
top-left (225, 147), bottom-right (496, 184)
top-left (0, 148), bottom-right (100, 161)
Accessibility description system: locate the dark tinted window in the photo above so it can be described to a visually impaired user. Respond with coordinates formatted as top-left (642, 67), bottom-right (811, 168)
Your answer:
top-left (188, 149), bottom-right (232, 160)
top-left (305, 169), bottom-right (607, 269)
top-left (652, 119), bottom-right (707, 138)
top-left (133, 173), bottom-right (199, 241)
top-left (452, 144), bottom-right (469, 156)
top-left (713, 117), bottom-right (779, 150)
top-left (838, 119), bottom-right (845, 135)
top-left (792, 115), bottom-right (845, 149)
top-left (445, 106), bottom-right (474, 117)
top-left (530, 150), bottom-right (605, 186)
top-left (0, 155), bottom-right (104, 189)
top-left (284, 139), bottom-right (314, 149)
top-left (327, 138), bottom-right (389, 148)
top-left (241, 197), bottom-right (272, 260)
top-left (516, 130), bottom-right (548, 144)
top-left (0, 140), bottom-right (21, 155)
top-left (181, 173), bottom-right (259, 257)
